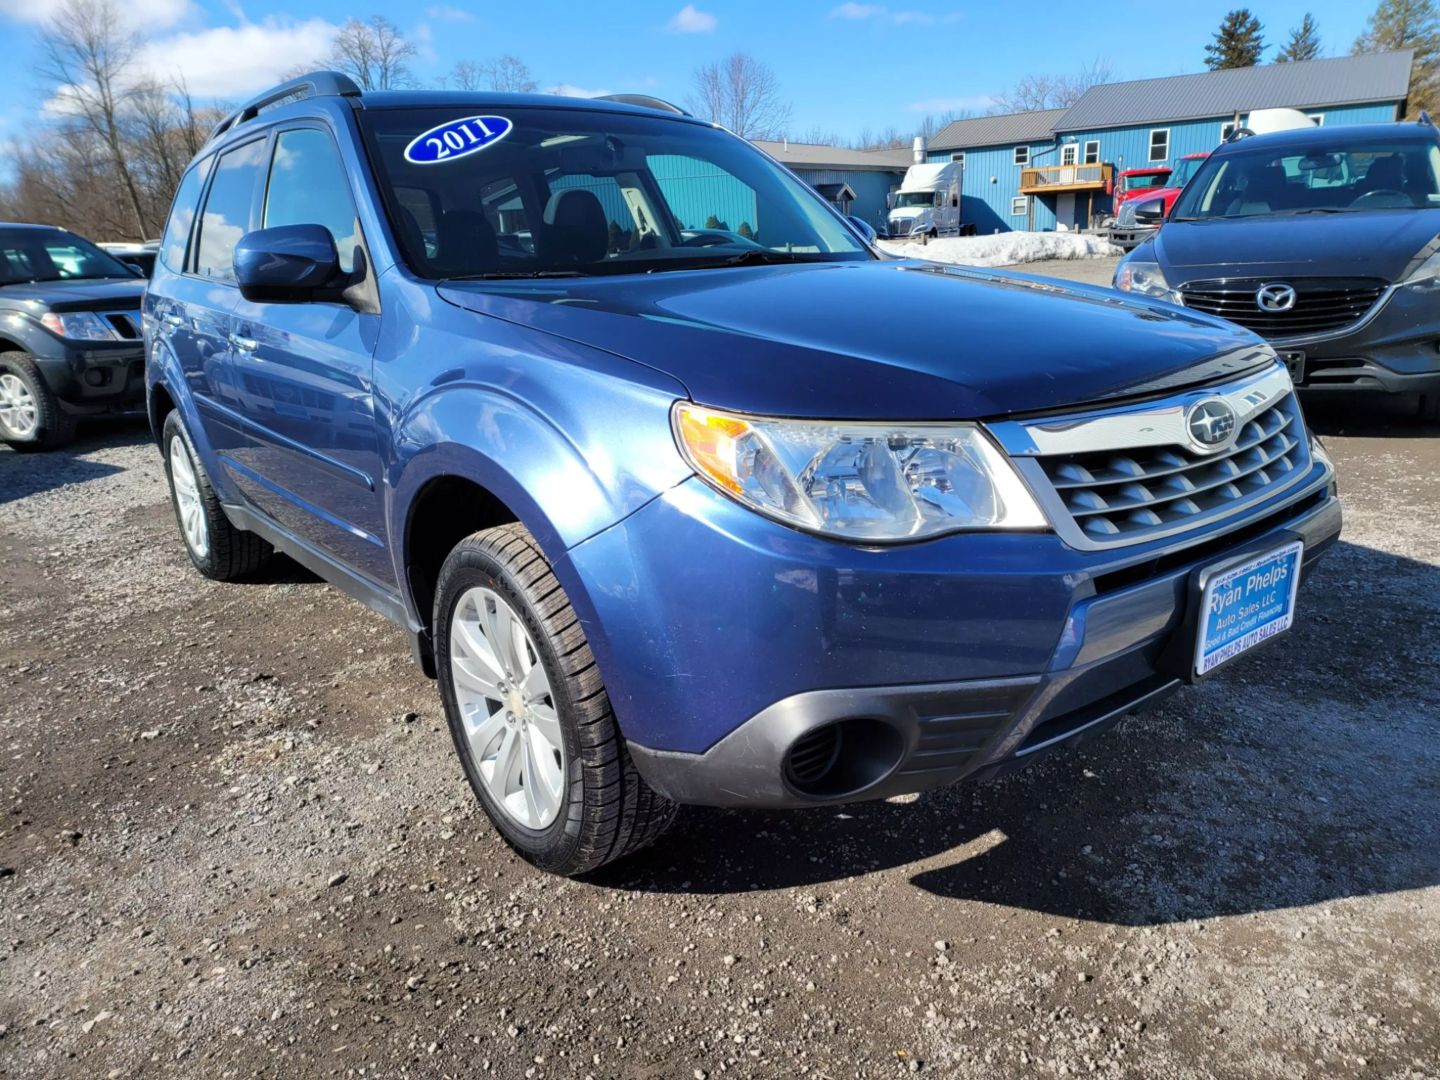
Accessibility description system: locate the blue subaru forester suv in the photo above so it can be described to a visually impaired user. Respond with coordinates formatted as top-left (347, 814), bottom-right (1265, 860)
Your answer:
top-left (145, 73), bottom-right (1342, 875)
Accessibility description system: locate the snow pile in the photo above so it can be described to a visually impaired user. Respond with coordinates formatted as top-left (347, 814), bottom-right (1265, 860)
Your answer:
top-left (878, 231), bottom-right (1121, 268)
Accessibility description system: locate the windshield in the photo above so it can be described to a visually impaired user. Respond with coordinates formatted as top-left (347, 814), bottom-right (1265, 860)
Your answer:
top-left (1172, 139), bottom-right (1440, 219)
top-left (1124, 173), bottom-right (1170, 192)
top-left (893, 192), bottom-right (934, 209)
top-left (359, 107), bottom-right (871, 278)
top-left (0, 228), bottom-right (135, 285)
top-left (1169, 156), bottom-right (1205, 188)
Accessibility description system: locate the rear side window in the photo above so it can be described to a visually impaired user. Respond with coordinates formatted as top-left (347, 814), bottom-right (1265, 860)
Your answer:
top-left (264, 128), bottom-right (362, 273)
top-left (159, 157), bottom-right (212, 272)
top-left (195, 139), bottom-right (267, 281)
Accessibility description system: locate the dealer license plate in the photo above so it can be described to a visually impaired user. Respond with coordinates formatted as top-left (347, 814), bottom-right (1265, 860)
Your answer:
top-left (1194, 541), bottom-right (1304, 677)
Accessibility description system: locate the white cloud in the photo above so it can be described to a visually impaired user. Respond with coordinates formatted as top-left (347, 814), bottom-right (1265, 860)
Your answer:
top-left (425, 5), bottom-right (475, 21)
top-left (139, 17), bottom-right (339, 98)
top-left (665, 4), bottom-right (717, 32)
top-left (545, 83), bottom-right (613, 99)
top-left (829, 2), bottom-right (885, 17)
top-left (907, 95), bottom-right (996, 113)
top-left (0, 0), bottom-right (192, 28)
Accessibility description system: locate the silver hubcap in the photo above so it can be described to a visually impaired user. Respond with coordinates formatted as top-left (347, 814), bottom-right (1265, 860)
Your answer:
top-left (0, 374), bottom-right (37, 437)
top-left (169, 436), bottom-right (209, 558)
top-left (450, 587), bottom-right (566, 830)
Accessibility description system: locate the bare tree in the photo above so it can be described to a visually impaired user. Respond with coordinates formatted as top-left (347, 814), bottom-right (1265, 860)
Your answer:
top-left (325, 16), bottom-right (417, 90)
top-left (990, 59), bottom-right (1115, 113)
top-left (34, 0), bottom-right (148, 236)
top-left (686, 52), bottom-right (792, 139)
top-left (447, 54), bottom-right (538, 92)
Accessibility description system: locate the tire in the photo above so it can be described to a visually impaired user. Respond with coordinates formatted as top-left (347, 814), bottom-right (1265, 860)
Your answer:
top-left (0, 352), bottom-right (76, 451)
top-left (434, 523), bottom-right (675, 876)
top-left (161, 410), bottom-right (272, 580)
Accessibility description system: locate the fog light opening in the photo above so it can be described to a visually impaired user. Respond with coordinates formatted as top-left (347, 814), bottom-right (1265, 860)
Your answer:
top-left (783, 718), bottom-right (904, 799)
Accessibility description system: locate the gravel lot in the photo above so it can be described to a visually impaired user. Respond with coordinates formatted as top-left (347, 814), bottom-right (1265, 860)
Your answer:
top-left (2, 260), bottom-right (1438, 1079)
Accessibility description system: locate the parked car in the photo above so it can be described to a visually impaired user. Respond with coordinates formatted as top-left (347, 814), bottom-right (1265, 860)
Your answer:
top-left (0, 223), bottom-right (147, 450)
top-left (146, 72), bottom-right (1341, 875)
top-left (1108, 152), bottom-right (1209, 249)
top-left (98, 240), bottom-right (161, 277)
top-left (1114, 118), bottom-right (1440, 420)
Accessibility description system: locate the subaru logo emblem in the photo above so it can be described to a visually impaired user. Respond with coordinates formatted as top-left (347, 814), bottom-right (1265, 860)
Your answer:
top-left (1255, 282), bottom-right (1297, 312)
top-left (1186, 398), bottom-right (1238, 452)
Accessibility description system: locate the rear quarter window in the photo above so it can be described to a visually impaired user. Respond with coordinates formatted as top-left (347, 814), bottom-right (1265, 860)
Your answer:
top-left (159, 157), bottom-right (212, 273)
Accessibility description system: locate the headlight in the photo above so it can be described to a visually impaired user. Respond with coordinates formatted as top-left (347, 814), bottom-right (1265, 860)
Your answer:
top-left (1402, 245), bottom-right (1440, 290)
top-left (1114, 260), bottom-right (1177, 302)
top-left (39, 312), bottom-right (121, 341)
top-left (672, 403), bottom-right (1047, 542)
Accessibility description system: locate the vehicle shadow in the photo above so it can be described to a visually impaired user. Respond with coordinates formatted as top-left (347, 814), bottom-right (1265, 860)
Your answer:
top-left (1302, 392), bottom-right (1440, 438)
top-left (0, 421), bottom-right (147, 505)
top-left (604, 539), bottom-right (1440, 927)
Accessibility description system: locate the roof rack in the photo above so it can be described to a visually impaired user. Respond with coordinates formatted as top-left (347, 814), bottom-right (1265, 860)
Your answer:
top-left (1224, 126), bottom-right (1256, 143)
top-left (1419, 111), bottom-right (1434, 126)
top-left (208, 70), bottom-right (363, 145)
top-left (594, 93), bottom-right (691, 117)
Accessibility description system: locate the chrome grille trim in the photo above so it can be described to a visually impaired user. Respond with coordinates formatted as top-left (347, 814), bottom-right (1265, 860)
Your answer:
top-left (1178, 277), bottom-right (1389, 342)
top-left (989, 361), bottom-right (1317, 551)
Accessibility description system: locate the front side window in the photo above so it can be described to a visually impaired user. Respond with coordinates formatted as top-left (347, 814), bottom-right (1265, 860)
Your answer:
top-left (160, 157), bottom-right (212, 272)
top-left (359, 107), bottom-right (869, 279)
top-left (1172, 139), bottom-right (1440, 219)
top-left (0, 227), bottom-right (133, 285)
top-left (1149, 129), bottom-right (1170, 162)
top-left (264, 128), bottom-right (362, 273)
top-left (195, 138), bottom-right (268, 281)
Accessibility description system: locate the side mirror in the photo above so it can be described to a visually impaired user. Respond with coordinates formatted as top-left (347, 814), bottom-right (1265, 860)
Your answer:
top-left (846, 215), bottom-right (878, 244)
top-left (1134, 198), bottom-right (1168, 226)
top-left (125, 262), bottom-right (147, 277)
top-left (233, 224), bottom-right (341, 303)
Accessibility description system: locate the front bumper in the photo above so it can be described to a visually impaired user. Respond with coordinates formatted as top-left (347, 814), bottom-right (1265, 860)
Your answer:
top-left (34, 345), bottom-right (146, 414)
top-left (566, 454), bottom-right (1340, 809)
top-left (1108, 225), bottom-right (1157, 249)
top-left (1259, 285), bottom-right (1440, 397)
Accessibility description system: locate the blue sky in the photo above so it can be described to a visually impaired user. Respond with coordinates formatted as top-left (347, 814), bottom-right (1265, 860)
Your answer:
top-left (0, 0), bottom-right (1387, 143)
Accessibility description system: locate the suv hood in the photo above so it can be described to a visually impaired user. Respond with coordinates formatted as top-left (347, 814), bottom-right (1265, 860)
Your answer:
top-left (439, 260), bottom-right (1266, 419)
top-left (1155, 211), bottom-right (1439, 283)
top-left (0, 277), bottom-right (145, 311)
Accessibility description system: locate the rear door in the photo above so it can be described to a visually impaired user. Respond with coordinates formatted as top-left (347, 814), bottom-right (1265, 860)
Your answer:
top-left (224, 124), bottom-right (389, 584)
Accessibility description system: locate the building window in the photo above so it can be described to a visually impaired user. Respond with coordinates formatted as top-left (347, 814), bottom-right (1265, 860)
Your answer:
top-left (1010, 196), bottom-right (1028, 216)
top-left (1013, 146), bottom-right (1029, 166)
top-left (1148, 128), bottom-right (1170, 162)
top-left (1308, 113), bottom-right (1325, 126)
top-left (1221, 122), bottom-right (1238, 141)
top-left (1060, 144), bottom-right (1078, 166)
top-left (950, 152), bottom-right (965, 164)
top-left (1083, 140), bottom-right (1100, 165)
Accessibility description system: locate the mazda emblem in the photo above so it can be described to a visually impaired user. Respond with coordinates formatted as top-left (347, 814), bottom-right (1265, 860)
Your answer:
top-left (1186, 398), bottom-right (1238, 452)
top-left (1255, 282), bottom-right (1297, 312)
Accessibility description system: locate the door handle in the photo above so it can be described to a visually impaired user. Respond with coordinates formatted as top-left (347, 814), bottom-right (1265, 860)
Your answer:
top-left (161, 313), bottom-right (184, 328)
top-left (229, 333), bottom-right (259, 352)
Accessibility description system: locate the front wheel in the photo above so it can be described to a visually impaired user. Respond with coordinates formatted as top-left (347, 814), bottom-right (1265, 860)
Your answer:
top-left (0, 353), bottom-right (75, 451)
top-left (434, 523), bottom-right (675, 876)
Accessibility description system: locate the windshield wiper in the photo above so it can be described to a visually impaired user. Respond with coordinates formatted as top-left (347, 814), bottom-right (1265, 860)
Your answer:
top-left (647, 249), bottom-right (833, 274)
top-left (444, 269), bottom-right (587, 281)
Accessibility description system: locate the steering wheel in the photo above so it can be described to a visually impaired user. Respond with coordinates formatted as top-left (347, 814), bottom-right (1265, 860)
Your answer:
top-left (1351, 189), bottom-right (1411, 208)
top-left (680, 232), bottom-right (732, 248)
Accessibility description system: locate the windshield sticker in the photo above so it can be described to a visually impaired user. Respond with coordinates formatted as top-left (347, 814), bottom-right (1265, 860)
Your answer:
top-left (404, 116), bottom-right (512, 165)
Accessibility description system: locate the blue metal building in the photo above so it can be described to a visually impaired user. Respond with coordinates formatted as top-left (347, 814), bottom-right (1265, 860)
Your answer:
top-left (752, 140), bottom-right (910, 231)
top-left (925, 50), bottom-right (1416, 233)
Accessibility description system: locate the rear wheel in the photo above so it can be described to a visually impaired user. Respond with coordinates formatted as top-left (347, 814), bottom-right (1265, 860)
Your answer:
top-left (435, 523), bottom-right (675, 876)
top-left (0, 353), bottom-right (75, 451)
top-left (161, 410), bottom-right (272, 579)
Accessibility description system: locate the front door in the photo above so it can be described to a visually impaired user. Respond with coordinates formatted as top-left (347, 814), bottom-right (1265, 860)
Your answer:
top-left (220, 125), bottom-right (389, 585)
top-left (1056, 192), bottom-right (1077, 231)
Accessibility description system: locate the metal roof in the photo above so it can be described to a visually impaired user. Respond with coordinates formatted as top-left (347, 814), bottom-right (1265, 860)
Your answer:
top-left (752, 140), bottom-right (912, 171)
top-left (1055, 51), bottom-right (1414, 133)
top-left (928, 109), bottom-right (1068, 151)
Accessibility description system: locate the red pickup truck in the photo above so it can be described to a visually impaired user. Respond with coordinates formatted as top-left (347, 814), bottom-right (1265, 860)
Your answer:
top-left (1109, 152), bottom-right (1209, 250)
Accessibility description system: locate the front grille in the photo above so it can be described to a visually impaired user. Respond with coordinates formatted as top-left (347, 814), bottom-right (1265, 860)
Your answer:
top-left (1179, 277), bottom-right (1386, 339)
top-left (1034, 390), bottom-right (1310, 545)
top-left (102, 311), bottom-right (141, 339)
